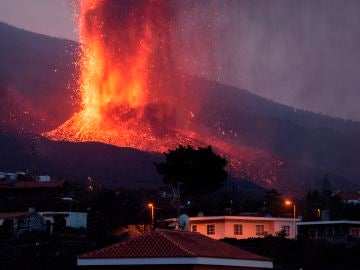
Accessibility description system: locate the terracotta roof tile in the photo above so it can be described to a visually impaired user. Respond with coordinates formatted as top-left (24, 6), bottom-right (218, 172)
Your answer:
top-left (0, 180), bottom-right (64, 189)
top-left (0, 212), bottom-right (28, 219)
top-left (339, 192), bottom-right (360, 200)
top-left (79, 230), bottom-right (271, 261)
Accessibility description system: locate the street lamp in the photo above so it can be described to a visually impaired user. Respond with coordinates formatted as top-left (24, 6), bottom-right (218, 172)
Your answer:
top-left (148, 203), bottom-right (154, 225)
top-left (285, 199), bottom-right (297, 238)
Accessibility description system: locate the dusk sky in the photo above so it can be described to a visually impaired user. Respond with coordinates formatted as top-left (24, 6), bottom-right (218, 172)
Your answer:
top-left (1, 0), bottom-right (360, 121)
top-left (0, 0), bottom-right (77, 40)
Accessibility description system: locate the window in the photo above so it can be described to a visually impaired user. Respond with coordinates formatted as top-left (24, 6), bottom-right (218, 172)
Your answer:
top-left (207, 224), bottom-right (215, 235)
top-left (325, 227), bottom-right (334, 237)
top-left (281, 226), bottom-right (290, 236)
top-left (191, 224), bottom-right (197, 232)
top-left (308, 228), bottom-right (317, 238)
top-left (234, 224), bottom-right (243, 235)
top-left (349, 228), bottom-right (360, 237)
top-left (256, 225), bottom-right (265, 235)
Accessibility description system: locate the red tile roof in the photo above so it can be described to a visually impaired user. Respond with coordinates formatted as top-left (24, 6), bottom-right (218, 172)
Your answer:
top-left (0, 212), bottom-right (28, 219)
top-left (79, 230), bottom-right (271, 261)
top-left (0, 180), bottom-right (64, 189)
top-left (339, 192), bottom-right (360, 200)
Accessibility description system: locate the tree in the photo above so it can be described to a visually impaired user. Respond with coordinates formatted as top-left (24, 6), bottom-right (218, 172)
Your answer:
top-left (263, 189), bottom-right (284, 216)
top-left (155, 145), bottom-right (227, 197)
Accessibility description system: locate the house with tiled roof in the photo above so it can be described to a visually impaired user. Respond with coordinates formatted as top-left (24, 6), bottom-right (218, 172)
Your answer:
top-left (77, 230), bottom-right (273, 269)
top-left (338, 191), bottom-right (360, 204)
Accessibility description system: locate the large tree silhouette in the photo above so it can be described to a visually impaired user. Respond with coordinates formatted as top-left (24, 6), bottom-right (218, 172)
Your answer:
top-left (155, 145), bottom-right (227, 197)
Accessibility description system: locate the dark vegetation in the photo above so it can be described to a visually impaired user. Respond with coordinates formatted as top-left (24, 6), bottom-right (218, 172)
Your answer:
top-left (223, 236), bottom-right (360, 270)
top-left (156, 145), bottom-right (228, 197)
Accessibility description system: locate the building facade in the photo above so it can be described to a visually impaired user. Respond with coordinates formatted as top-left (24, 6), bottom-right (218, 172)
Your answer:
top-left (298, 220), bottom-right (360, 242)
top-left (184, 216), bottom-right (298, 239)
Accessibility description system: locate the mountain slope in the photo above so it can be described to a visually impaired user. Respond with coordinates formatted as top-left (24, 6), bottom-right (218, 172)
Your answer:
top-left (0, 21), bottom-right (79, 131)
top-left (0, 22), bottom-right (359, 193)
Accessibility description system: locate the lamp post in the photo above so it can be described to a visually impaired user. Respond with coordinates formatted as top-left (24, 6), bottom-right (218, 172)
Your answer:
top-left (148, 203), bottom-right (154, 226)
top-left (285, 199), bottom-right (297, 238)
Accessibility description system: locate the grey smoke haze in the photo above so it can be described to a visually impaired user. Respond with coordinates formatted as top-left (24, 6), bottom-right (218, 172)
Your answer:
top-left (172, 0), bottom-right (360, 121)
top-left (0, 0), bottom-right (360, 121)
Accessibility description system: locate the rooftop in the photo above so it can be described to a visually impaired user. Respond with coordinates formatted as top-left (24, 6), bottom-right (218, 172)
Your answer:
top-left (78, 230), bottom-right (273, 268)
top-left (298, 220), bottom-right (360, 225)
top-left (338, 191), bottom-right (360, 200)
top-left (169, 215), bottom-right (299, 222)
top-left (0, 180), bottom-right (64, 189)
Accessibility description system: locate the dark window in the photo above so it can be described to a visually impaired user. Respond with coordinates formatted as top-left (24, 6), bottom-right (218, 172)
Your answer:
top-left (207, 224), bottom-right (215, 235)
top-left (256, 225), bottom-right (265, 235)
top-left (191, 224), bottom-right (197, 232)
top-left (325, 227), bottom-right (334, 237)
top-left (282, 225), bottom-right (290, 236)
top-left (309, 228), bottom-right (317, 238)
top-left (234, 224), bottom-right (243, 235)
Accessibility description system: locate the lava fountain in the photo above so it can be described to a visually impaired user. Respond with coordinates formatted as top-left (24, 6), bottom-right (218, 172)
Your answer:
top-left (47, 0), bottom-right (196, 152)
top-left (46, 0), bottom-right (284, 187)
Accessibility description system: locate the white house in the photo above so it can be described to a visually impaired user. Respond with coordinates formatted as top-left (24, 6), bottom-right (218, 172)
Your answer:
top-left (40, 211), bottom-right (87, 231)
top-left (338, 191), bottom-right (360, 204)
top-left (173, 216), bottom-right (299, 239)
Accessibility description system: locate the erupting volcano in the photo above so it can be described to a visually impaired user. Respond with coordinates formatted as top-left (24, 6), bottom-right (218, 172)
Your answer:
top-left (47, 0), bottom-right (197, 152)
top-left (46, 0), bottom-right (284, 187)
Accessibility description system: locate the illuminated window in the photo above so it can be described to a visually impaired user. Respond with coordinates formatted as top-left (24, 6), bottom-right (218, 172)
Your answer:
top-left (191, 224), bottom-right (197, 232)
top-left (282, 226), bottom-right (290, 236)
top-left (207, 224), bottom-right (215, 235)
top-left (234, 224), bottom-right (243, 235)
top-left (256, 225), bottom-right (265, 235)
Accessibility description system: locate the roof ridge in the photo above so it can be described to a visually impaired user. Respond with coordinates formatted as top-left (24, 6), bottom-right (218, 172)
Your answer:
top-left (158, 231), bottom-right (197, 257)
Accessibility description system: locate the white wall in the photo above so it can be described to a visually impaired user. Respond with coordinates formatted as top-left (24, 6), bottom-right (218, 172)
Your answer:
top-left (189, 217), bottom-right (296, 239)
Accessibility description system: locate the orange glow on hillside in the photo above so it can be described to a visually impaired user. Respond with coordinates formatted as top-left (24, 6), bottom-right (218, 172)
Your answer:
top-left (45, 0), bottom-right (285, 187)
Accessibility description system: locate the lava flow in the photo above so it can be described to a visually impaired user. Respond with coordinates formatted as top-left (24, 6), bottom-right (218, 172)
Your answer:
top-left (46, 0), bottom-right (284, 187)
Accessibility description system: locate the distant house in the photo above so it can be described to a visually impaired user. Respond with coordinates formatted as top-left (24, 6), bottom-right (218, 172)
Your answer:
top-left (41, 211), bottom-right (87, 233)
top-left (298, 220), bottom-right (360, 242)
top-left (169, 216), bottom-right (299, 239)
top-left (0, 209), bottom-right (87, 237)
top-left (0, 208), bottom-right (45, 237)
top-left (338, 191), bottom-right (360, 204)
top-left (0, 178), bottom-right (65, 197)
top-left (77, 230), bottom-right (273, 269)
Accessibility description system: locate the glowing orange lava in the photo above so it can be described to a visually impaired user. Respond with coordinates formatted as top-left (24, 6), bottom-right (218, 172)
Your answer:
top-left (47, 0), bottom-right (191, 152)
top-left (46, 0), bottom-right (284, 187)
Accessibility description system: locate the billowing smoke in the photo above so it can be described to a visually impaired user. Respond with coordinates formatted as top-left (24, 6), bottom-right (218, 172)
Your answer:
top-left (169, 0), bottom-right (360, 121)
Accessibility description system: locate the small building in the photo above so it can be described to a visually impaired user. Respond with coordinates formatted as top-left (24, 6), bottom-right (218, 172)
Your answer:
top-left (0, 209), bottom-right (45, 237)
top-left (0, 179), bottom-right (65, 196)
top-left (77, 230), bottom-right (273, 269)
top-left (298, 220), bottom-right (360, 242)
top-left (338, 191), bottom-right (360, 204)
top-left (170, 216), bottom-right (298, 239)
top-left (40, 211), bottom-right (87, 233)
top-left (0, 210), bottom-right (87, 237)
